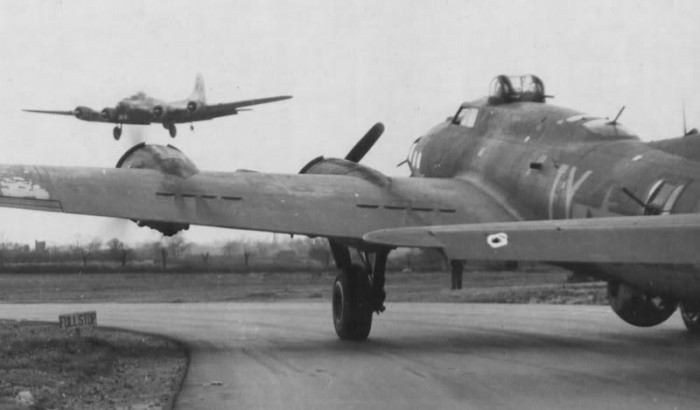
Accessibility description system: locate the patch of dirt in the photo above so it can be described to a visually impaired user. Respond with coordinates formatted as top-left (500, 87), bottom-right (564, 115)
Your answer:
top-left (0, 320), bottom-right (188, 410)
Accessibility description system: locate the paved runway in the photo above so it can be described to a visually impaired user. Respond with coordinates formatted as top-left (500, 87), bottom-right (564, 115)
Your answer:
top-left (2, 302), bottom-right (700, 409)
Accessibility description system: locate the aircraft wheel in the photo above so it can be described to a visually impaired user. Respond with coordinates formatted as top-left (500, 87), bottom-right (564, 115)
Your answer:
top-left (681, 302), bottom-right (700, 333)
top-left (332, 263), bottom-right (373, 341)
top-left (607, 281), bottom-right (677, 327)
top-left (169, 124), bottom-right (177, 138)
top-left (113, 126), bottom-right (122, 141)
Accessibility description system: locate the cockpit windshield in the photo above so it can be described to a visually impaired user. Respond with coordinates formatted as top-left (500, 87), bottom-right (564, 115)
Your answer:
top-left (488, 74), bottom-right (546, 104)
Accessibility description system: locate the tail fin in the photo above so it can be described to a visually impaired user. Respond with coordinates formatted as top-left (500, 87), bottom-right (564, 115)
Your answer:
top-left (189, 73), bottom-right (206, 103)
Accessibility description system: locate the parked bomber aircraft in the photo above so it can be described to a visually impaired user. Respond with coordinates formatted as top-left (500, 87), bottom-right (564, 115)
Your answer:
top-left (23, 74), bottom-right (292, 140)
top-left (5, 74), bottom-right (700, 340)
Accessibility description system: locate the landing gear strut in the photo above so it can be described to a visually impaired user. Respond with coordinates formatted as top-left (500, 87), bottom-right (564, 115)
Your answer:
top-left (164, 122), bottom-right (177, 138)
top-left (330, 242), bottom-right (389, 340)
top-left (113, 125), bottom-right (122, 140)
top-left (450, 260), bottom-right (464, 290)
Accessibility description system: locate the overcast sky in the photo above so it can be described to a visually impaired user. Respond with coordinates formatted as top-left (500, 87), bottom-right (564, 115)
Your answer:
top-left (0, 0), bottom-right (699, 246)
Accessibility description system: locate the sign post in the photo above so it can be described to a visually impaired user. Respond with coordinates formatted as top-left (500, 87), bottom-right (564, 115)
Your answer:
top-left (58, 311), bottom-right (97, 349)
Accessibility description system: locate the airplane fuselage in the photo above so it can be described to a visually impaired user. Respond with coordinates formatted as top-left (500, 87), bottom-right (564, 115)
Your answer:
top-left (411, 97), bottom-right (700, 300)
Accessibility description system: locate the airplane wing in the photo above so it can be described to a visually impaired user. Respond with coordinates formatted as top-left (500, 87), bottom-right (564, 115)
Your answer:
top-left (363, 214), bottom-right (700, 264)
top-left (211, 95), bottom-right (292, 111)
top-left (23, 109), bottom-right (75, 116)
top-left (169, 96), bottom-right (292, 122)
top-left (0, 163), bottom-right (514, 240)
top-left (23, 107), bottom-right (106, 122)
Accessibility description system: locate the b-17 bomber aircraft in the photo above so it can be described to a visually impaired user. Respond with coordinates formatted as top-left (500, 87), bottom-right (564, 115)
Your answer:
top-left (5, 74), bottom-right (700, 340)
top-left (23, 74), bottom-right (292, 140)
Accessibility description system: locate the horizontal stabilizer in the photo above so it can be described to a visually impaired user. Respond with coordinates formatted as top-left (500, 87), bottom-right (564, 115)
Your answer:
top-left (364, 214), bottom-right (700, 265)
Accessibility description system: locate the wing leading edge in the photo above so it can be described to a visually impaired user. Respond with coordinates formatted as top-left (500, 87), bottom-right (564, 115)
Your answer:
top-left (0, 164), bottom-right (514, 240)
top-left (363, 214), bottom-right (700, 265)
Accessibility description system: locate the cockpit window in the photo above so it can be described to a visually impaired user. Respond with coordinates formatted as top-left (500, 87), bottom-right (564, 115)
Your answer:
top-left (582, 119), bottom-right (638, 140)
top-left (453, 106), bottom-right (479, 128)
top-left (452, 106), bottom-right (479, 128)
top-left (488, 74), bottom-right (546, 104)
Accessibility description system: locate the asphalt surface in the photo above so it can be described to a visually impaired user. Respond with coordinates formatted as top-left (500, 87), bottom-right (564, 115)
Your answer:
top-left (1, 302), bottom-right (699, 409)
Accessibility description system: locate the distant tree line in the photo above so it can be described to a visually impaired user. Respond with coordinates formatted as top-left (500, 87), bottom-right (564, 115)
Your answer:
top-left (0, 234), bottom-right (475, 274)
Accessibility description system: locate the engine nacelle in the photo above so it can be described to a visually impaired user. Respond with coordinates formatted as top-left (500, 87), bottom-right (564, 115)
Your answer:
top-left (116, 143), bottom-right (199, 236)
top-left (101, 107), bottom-right (118, 121)
top-left (607, 281), bottom-right (677, 327)
top-left (187, 101), bottom-right (198, 112)
top-left (73, 106), bottom-right (97, 120)
top-left (299, 157), bottom-right (389, 187)
top-left (153, 105), bottom-right (165, 118)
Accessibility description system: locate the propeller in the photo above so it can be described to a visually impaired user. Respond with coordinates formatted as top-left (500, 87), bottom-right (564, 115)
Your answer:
top-left (344, 123), bottom-right (385, 163)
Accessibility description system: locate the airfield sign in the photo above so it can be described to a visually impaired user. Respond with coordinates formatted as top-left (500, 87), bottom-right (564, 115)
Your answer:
top-left (58, 311), bottom-right (97, 329)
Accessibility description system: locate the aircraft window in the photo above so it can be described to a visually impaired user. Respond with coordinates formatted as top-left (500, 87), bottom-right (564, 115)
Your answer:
top-left (508, 75), bottom-right (544, 95)
top-left (488, 74), bottom-right (545, 104)
top-left (455, 107), bottom-right (479, 128)
top-left (582, 119), bottom-right (638, 139)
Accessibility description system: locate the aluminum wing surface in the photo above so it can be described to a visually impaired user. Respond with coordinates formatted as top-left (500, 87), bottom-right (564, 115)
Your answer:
top-left (168, 96), bottom-right (293, 122)
top-left (0, 165), bottom-right (514, 240)
top-left (363, 214), bottom-right (700, 265)
top-left (23, 108), bottom-right (107, 123)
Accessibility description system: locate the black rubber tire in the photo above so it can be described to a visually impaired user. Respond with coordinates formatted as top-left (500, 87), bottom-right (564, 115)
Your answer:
top-left (332, 264), bottom-right (373, 341)
top-left (169, 124), bottom-right (177, 138)
top-left (113, 126), bottom-right (121, 141)
top-left (607, 281), bottom-right (676, 327)
top-left (681, 302), bottom-right (700, 333)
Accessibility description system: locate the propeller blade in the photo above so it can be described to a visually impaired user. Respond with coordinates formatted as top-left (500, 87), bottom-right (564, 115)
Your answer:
top-left (344, 123), bottom-right (384, 163)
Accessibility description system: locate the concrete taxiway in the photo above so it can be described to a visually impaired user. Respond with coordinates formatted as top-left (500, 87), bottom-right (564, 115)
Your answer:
top-left (1, 303), bottom-right (699, 409)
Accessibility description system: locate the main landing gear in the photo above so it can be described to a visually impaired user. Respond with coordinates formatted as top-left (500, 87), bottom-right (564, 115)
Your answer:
top-left (607, 281), bottom-right (677, 327)
top-left (113, 125), bottom-right (122, 140)
top-left (163, 122), bottom-right (177, 138)
top-left (330, 242), bottom-right (389, 341)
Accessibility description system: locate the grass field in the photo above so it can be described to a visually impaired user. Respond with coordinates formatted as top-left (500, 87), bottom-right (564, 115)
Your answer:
top-left (0, 268), bottom-right (608, 305)
top-left (0, 320), bottom-right (187, 410)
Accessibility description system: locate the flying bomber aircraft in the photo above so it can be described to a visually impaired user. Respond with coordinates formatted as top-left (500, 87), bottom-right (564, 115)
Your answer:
top-left (4, 74), bottom-right (700, 341)
top-left (23, 74), bottom-right (292, 140)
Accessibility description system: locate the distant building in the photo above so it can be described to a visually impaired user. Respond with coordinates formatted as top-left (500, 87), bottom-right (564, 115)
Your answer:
top-left (34, 240), bottom-right (46, 253)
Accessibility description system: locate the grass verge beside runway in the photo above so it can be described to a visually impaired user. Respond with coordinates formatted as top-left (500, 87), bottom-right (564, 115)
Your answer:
top-left (0, 268), bottom-right (608, 305)
top-left (0, 320), bottom-right (187, 410)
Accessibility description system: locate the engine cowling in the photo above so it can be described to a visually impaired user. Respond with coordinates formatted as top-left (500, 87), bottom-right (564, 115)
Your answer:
top-left (299, 157), bottom-right (389, 186)
top-left (607, 281), bottom-right (677, 327)
top-left (73, 106), bottom-right (97, 120)
top-left (187, 101), bottom-right (198, 112)
top-left (153, 105), bottom-right (165, 118)
top-left (101, 107), bottom-right (118, 121)
top-left (116, 143), bottom-right (199, 236)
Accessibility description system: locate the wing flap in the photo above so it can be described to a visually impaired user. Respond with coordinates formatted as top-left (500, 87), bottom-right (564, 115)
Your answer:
top-left (364, 214), bottom-right (700, 265)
